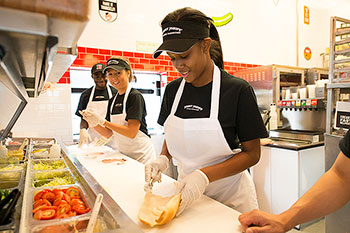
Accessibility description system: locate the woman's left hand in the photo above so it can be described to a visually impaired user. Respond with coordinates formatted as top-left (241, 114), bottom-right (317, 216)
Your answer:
top-left (175, 169), bottom-right (209, 216)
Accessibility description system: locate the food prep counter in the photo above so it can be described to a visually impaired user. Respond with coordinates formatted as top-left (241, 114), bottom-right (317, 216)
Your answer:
top-left (65, 144), bottom-right (244, 233)
top-left (0, 137), bottom-right (244, 232)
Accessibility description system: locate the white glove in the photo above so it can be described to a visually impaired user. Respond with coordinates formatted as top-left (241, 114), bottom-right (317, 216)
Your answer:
top-left (175, 169), bottom-right (209, 216)
top-left (78, 128), bottom-right (91, 148)
top-left (79, 109), bottom-right (105, 128)
top-left (144, 155), bottom-right (169, 184)
top-left (94, 136), bottom-right (112, 146)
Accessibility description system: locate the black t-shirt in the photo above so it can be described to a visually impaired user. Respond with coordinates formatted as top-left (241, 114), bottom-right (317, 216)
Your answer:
top-left (106, 88), bottom-right (150, 137)
top-left (158, 68), bottom-right (268, 150)
top-left (75, 85), bottom-right (117, 117)
top-left (339, 131), bottom-right (350, 158)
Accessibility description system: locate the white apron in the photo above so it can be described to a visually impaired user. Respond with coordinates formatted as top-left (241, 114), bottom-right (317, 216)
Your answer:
top-left (110, 86), bottom-right (155, 164)
top-left (86, 85), bottom-right (112, 140)
top-left (163, 64), bottom-right (258, 213)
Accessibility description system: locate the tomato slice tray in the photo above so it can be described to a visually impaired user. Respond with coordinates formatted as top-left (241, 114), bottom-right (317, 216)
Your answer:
top-left (29, 184), bottom-right (93, 227)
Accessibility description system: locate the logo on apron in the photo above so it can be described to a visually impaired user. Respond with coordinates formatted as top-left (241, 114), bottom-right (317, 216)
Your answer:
top-left (99, 0), bottom-right (117, 22)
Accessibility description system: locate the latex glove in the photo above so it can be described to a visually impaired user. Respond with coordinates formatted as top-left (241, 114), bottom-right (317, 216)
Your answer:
top-left (79, 109), bottom-right (105, 128)
top-left (175, 169), bottom-right (209, 216)
top-left (94, 136), bottom-right (112, 146)
top-left (78, 128), bottom-right (91, 148)
top-left (144, 155), bottom-right (169, 184)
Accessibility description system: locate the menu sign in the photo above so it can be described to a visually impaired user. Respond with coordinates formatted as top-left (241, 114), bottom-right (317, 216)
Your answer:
top-left (99, 0), bottom-right (117, 22)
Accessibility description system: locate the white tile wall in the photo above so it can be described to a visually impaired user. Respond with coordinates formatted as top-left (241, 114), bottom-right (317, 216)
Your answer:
top-left (12, 84), bottom-right (73, 144)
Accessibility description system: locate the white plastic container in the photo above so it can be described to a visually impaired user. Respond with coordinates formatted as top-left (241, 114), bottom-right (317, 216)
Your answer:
top-left (0, 143), bottom-right (8, 158)
top-left (307, 84), bottom-right (316, 98)
top-left (299, 86), bottom-right (307, 99)
top-left (49, 144), bottom-right (61, 158)
top-left (269, 104), bottom-right (278, 130)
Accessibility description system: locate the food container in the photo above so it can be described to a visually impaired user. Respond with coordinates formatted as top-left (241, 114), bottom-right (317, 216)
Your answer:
top-left (31, 138), bottom-right (56, 147)
top-left (0, 168), bottom-right (24, 189)
top-left (31, 159), bottom-right (67, 171)
top-left (307, 84), bottom-right (316, 98)
top-left (30, 216), bottom-right (108, 233)
top-left (298, 86), bottom-right (307, 99)
top-left (29, 185), bottom-right (92, 232)
top-left (31, 170), bottom-right (75, 188)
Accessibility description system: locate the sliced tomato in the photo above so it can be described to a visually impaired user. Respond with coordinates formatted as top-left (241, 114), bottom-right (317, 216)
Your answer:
top-left (65, 187), bottom-right (80, 198)
top-left (33, 199), bottom-right (51, 209)
top-left (53, 199), bottom-right (68, 207)
top-left (33, 209), bottom-right (56, 220)
top-left (69, 198), bottom-right (84, 207)
top-left (33, 205), bottom-right (57, 214)
top-left (34, 190), bottom-right (48, 201)
top-left (41, 192), bottom-right (56, 203)
top-left (57, 203), bottom-right (71, 216)
top-left (68, 210), bottom-right (77, 217)
top-left (63, 193), bottom-right (71, 203)
top-left (72, 204), bottom-right (90, 215)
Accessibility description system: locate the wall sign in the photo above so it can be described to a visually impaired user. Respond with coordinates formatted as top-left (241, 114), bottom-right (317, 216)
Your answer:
top-left (304, 6), bottom-right (309, 25)
top-left (99, 0), bottom-right (117, 22)
top-left (304, 47), bottom-right (311, 60)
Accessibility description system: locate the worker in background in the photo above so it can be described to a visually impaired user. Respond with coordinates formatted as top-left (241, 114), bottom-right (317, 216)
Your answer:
top-left (75, 63), bottom-right (117, 147)
top-left (80, 57), bottom-right (156, 164)
top-left (239, 130), bottom-right (350, 233)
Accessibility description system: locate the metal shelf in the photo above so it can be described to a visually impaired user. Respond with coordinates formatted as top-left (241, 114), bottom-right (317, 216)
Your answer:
top-left (327, 82), bottom-right (350, 89)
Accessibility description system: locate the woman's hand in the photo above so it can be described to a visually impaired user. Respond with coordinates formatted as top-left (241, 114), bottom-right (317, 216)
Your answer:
top-left (238, 209), bottom-right (288, 233)
top-left (175, 169), bottom-right (209, 216)
top-left (79, 109), bottom-right (105, 128)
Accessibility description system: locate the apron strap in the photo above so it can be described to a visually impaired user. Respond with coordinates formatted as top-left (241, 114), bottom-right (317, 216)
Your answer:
top-left (170, 79), bottom-right (186, 115)
top-left (107, 85), bottom-right (112, 99)
top-left (210, 64), bottom-right (221, 119)
top-left (88, 86), bottom-right (96, 102)
top-left (110, 85), bottom-right (132, 115)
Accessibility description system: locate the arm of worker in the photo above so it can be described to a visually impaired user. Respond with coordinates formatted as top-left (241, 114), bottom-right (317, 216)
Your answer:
top-left (144, 139), bottom-right (172, 184)
top-left (78, 119), bottom-right (91, 147)
top-left (102, 119), bottom-right (140, 139)
top-left (239, 151), bottom-right (350, 233)
top-left (201, 138), bottom-right (261, 182)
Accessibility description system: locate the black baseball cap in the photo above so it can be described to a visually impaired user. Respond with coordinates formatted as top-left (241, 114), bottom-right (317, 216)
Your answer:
top-left (103, 58), bottom-right (131, 73)
top-left (153, 21), bottom-right (210, 59)
top-left (91, 63), bottom-right (105, 74)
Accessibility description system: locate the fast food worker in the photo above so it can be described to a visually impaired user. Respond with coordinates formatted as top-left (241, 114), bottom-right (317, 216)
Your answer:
top-left (75, 63), bottom-right (117, 147)
top-left (145, 7), bottom-right (268, 216)
top-left (80, 57), bottom-right (156, 164)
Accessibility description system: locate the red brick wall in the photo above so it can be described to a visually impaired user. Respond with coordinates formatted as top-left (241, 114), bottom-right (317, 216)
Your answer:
top-left (58, 46), bottom-right (260, 85)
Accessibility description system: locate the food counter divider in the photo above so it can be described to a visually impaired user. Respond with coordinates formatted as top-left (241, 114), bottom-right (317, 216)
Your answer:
top-left (19, 137), bottom-right (142, 233)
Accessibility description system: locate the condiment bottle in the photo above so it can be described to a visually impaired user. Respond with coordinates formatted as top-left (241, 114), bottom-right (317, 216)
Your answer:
top-left (49, 143), bottom-right (61, 158)
top-left (0, 142), bottom-right (8, 158)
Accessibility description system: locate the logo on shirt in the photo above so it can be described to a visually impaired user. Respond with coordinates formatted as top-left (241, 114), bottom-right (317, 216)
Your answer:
top-left (184, 105), bottom-right (203, 112)
top-left (95, 95), bottom-right (105, 99)
top-left (115, 103), bottom-right (122, 107)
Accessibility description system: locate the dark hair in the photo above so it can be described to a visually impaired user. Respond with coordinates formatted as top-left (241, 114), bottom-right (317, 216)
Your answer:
top-left (161, 7), bottom-right (224, 69)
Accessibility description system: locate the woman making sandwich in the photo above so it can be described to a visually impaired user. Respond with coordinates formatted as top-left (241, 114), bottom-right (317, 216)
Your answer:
top-left (145, 7), bottom-right (268, 216)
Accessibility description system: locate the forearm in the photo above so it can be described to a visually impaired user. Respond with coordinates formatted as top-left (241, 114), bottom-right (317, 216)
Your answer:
top-left (80, 119), bottom-right (88, 129)
top-left (93, 125), bottom-right (113, 138)
top-left (102, 120), bottom-right (139, 139)
top-left (201, 149), bottom-right (259, 182)
top-left (160, 139), bottom-right (172, 160)
top-left (280, 169), bottom-right (350, 230)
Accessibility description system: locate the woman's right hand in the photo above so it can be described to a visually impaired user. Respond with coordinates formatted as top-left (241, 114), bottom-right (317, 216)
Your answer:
top-left (144, 155), bottom-right (169, 184)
